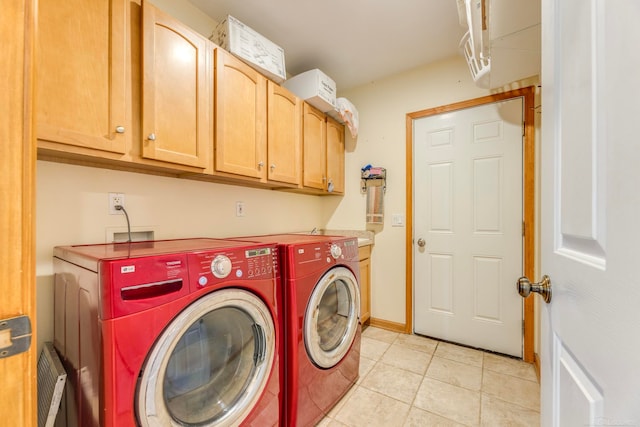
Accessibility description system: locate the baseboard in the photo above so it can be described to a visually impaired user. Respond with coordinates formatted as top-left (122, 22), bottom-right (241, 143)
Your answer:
top-left (533, 352), bottom-right (541, 382)
top-left (369, 317), bottom-right (407, 334)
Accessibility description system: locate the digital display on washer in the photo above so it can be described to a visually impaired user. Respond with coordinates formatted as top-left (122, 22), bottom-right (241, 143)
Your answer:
top-left (245, 247), bottom-right (271, 258)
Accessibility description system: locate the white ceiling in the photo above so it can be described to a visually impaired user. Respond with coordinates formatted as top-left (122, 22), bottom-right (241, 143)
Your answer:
top-left (188, 0), bottom-right (466, 91)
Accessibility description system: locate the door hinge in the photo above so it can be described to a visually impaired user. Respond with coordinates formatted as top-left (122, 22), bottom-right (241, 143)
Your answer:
top-left (0, 315), bottom-right (32, 358)
top-left (522, 221), bottom-right (525, 237)
top-left (522, 120), bottom-right (526, 137)
top-left (522, 320), bottom-right (525, 335)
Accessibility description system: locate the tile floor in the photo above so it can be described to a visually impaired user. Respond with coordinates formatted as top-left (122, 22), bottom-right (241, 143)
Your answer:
top-left (318, 327), bottom-right (540, 427)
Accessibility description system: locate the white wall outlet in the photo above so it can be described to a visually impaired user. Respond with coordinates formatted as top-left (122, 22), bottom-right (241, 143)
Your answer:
top-left (109, 192), bottom-right (125, 215)
top-left (392, 214), bottom-right (405, 227)
top-left (236, 201), bottom-right (245, 217)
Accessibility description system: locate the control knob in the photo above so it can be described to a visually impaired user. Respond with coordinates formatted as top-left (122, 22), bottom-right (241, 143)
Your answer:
top-left (211, 255), bottom-right (232, 278)
top-left (330, 243), bottom-right (342, 259)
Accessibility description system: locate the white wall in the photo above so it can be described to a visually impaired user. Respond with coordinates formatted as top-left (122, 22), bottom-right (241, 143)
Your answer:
top-left (36, 161), bottom-right (326, 352)
top-left (326, 56), bottom-right (491, 325)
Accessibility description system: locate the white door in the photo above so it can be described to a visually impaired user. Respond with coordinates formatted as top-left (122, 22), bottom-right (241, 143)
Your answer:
top-left (413, 98), bottom-right (524, 357)
top-left (539, 0), bottom-right (640, 425)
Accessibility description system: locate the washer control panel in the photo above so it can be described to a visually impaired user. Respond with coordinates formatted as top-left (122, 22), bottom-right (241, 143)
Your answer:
top-left (211, 255), bottom-right (232, 278)
top-left (188, 245), bottom-right (276, 289)
top-left (330, 243), bottom-right (343, 259)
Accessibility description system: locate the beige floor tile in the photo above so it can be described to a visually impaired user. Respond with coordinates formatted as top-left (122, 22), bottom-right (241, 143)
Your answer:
top-left (413, 378), bottom-right (481, 426)
top-left (434, 342), bottom-right (484, 367)
top-left (333, 386), bottom-right (411, 427)
top-left (316, 417), bottom-right (349, 427)
top-left (321, 334), bottom-right (542, 427)
top-left (327, 383), bottom-right (358, 419)
top-left (395, 333), bottom-right (439, 354)
top-left (483, 353), bottom-right (538, 383)
top-left (426, 356), bottom-right (483, 391)
top-left (380, 343), bottom-right (432, 375)
top-left (360, 362), bottom-right (423, 404)
top-left (480, 394), bottom-right (540, 426)
top-left (403, 406), bottom-right (466, 427)
top-left (360, 336), bottom-right (391, 361)
top-left (362, 326), bottom-right (399, 344)
top-left (356, 356), bottom-right (376, 385)
top-left (482, 370), bottom-right (540, 411)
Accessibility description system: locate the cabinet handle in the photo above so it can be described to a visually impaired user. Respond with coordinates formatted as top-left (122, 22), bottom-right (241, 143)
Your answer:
top-left (115, 126), bottom-right (125, 134)
top-left (147, 133), bottom-right (156, 141)
top-left (322, 176), bottom-right (327, 182)
top-left (258, 161), bottom-right (264, 169)
top-left (270, 164), bottom-right (276, 170)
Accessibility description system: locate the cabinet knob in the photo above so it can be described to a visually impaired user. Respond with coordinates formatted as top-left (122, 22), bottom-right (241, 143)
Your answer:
top-left (258, 161), bottom-right (264, 168)
top-left (322, 176), bottom-right (327, 182)
top-left (270, 164), bottom-right (276, 170)
top-left (147, 133), bottom-right (156, 141)
top-left (115, 126), bottom-right (125, 134)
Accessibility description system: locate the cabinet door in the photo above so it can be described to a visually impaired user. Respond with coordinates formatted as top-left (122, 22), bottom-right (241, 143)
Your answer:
top-left (302, 103), bottom-right (326, 190)
top-left (36, 0), bottom-right (128, 154)
top-left (215, 49), bottom-right (267, 179)
top-left (142, 2), bottom-right (210, 168)
top-left (358, 247), bottom-right (371, 325)
top-left (267, 82), bottom-right (301, 185)
top-left (326, 117), bottom-right (345, 194)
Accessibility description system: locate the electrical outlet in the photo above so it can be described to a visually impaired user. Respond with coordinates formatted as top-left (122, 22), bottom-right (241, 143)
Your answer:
top-left (109, 193), bottom-right (125, 215)
top-left (236, 201), bottom-right (245, 217)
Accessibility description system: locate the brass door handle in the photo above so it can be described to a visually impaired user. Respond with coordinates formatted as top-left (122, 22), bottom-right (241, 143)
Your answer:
top-left (517, 275), bottom-right (552, 303)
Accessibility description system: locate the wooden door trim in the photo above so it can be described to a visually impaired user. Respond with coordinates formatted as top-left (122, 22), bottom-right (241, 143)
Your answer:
top-left (0, 0), bottom-right (37, 423)
top-left (405, 86), bottom-right (536, 362)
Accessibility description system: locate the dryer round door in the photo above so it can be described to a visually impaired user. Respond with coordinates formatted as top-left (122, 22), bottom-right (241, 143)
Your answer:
top-left (137, 289), bottom-right (276, 427)
top-left (304, 266), bottom-right (360, 369)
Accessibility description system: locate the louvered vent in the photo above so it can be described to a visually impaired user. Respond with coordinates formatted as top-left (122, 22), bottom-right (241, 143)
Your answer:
top-left (37, 342), bottom-right (66, 427)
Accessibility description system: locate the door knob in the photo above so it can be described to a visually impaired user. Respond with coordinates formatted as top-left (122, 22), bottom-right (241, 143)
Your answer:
top-left (517, 275), bottom-right (552, 303)
top-left (417, 238), bottom-right (426, 248)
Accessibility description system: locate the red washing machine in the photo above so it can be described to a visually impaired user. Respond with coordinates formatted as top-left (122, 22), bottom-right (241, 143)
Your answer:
top-left (244, 234), bottom-right (361, 427)
top-left (53, 238), bottom-right (282, 427)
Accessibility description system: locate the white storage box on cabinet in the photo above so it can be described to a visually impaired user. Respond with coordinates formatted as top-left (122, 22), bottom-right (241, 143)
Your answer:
top-left (212, 15), bottom-right (286, 83)
top-left (283, 69), bottom-right (336, 113)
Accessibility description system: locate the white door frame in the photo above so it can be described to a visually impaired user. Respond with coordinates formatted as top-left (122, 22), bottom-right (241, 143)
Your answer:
top-left (405, 86), bottom-right (537, 363)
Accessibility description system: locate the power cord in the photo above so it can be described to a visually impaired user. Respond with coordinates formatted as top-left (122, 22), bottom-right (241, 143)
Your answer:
top-left (115, 205), bottom-right (132, 243)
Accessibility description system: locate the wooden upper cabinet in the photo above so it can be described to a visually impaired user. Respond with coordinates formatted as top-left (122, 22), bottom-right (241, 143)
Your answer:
top-left (326, 117), bottom-right (345, 194)
top-left (302, 103), bottom-right (327, 190)
top-left (36, 0), bottom-right (128, 155)
top-left (214, 48), bottom-right (267, 180)
top-left (267, 82), bottom-right (301, 186)
top-left (141, 1), bottom-right (210, 169)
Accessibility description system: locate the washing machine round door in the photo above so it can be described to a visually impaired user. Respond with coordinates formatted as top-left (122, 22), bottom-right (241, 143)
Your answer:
top-left (137, 289), bottom-right (275, 427)
top-left (304, 266), bottom-right (360, 369)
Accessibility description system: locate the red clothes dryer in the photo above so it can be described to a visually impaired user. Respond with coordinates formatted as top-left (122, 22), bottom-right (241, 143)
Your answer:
top-left (53, 238), bottom-right (282, 427)
top-left (246, 234), bottom-right (361, 427)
